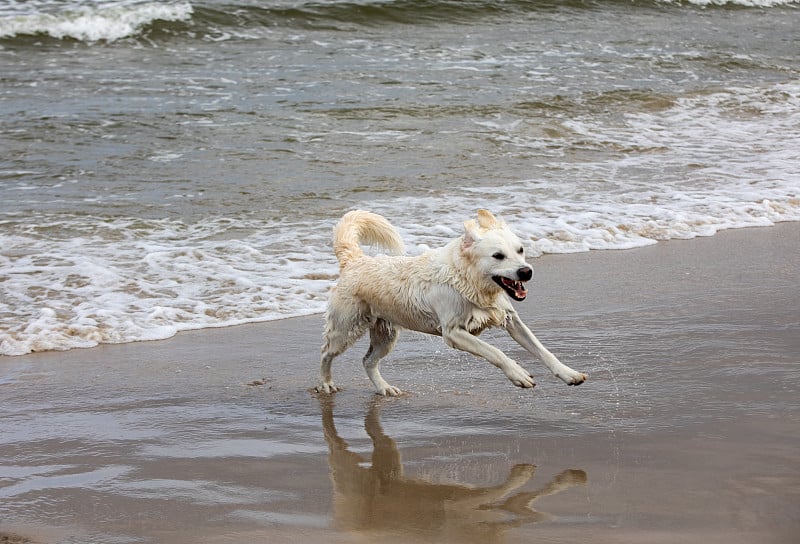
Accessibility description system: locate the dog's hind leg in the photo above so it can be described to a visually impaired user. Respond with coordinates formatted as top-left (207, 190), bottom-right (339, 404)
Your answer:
top-left (363, 319), bottom-right (401, 396)
top-left (317, 304), bottom-right (368, 394)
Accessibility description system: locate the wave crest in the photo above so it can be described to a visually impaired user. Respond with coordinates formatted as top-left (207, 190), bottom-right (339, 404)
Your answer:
top-left (2, 0), bottom-right (797, 44)
top-left (0, 1), bottom-right (193, 42)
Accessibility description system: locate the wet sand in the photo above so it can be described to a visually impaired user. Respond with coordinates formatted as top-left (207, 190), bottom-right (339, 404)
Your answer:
top-left (1, 224), bottom-right (799, 544)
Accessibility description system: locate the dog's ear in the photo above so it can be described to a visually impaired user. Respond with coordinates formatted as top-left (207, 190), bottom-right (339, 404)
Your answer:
top-left (476, 209), bottom-right (496, 229)
top-left (462, 219), bottom-right (481, 252)
top-left (477, 209), bottom-right (504, 230)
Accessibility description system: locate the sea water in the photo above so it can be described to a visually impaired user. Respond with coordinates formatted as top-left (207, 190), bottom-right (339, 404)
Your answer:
top-left (1, 0), bottom-right (798, 355)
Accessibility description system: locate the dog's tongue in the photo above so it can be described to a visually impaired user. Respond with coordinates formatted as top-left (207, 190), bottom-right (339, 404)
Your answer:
top-left (503, 277), bottom-right (527, 300)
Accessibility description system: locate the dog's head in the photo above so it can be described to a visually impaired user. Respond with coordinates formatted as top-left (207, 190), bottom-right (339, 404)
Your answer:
top-left (461, 210), bottom-right (532, 302)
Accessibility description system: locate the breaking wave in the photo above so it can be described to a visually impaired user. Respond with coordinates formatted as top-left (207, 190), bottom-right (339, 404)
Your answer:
top-left (1, 0), bottom-right (797, 44)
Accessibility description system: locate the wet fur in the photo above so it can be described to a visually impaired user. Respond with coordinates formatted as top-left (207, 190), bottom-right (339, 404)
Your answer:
top-left (317, 210), bottom-right (587, 396)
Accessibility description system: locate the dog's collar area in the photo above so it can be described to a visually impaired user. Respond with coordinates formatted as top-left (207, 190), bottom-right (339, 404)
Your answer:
top-left (492, 276), bottom-right (527, 301)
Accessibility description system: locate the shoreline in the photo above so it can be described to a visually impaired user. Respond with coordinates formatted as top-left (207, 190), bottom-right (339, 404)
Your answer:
top-left (2, 220), bottom-right (798, 361)
top-left (1, 223), bottom-right (799, 543)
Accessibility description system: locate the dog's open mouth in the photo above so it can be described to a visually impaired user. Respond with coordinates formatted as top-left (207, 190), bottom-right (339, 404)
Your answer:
top-left (493, 276), bottom-right (528, 301)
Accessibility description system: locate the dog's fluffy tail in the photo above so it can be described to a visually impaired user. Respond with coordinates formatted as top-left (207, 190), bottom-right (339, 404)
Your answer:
top-left (333, 210), bottom-right (405, 269)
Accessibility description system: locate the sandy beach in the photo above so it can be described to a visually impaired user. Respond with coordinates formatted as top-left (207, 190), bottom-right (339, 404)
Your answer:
top-left (1, 224), bottom-right (798, 544)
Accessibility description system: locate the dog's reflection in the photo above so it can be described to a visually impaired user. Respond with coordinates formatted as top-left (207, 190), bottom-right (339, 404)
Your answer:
top-left (320, 398), bottom-right (587, 542)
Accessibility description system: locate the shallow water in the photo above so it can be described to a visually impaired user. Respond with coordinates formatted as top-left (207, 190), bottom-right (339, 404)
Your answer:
top-left (1, 227), bottom-right (798, 543)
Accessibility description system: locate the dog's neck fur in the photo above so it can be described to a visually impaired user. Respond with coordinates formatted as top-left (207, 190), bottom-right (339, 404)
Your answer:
top-left (436, 237), bottom-right (506, 311)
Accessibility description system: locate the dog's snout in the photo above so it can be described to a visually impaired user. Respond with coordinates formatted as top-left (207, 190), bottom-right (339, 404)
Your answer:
top-left (517, 266), bottom-right (533, 281)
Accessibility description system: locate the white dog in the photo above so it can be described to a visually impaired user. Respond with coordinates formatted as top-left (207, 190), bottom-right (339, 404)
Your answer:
top-left (316, 209), bottom-right (587, 396)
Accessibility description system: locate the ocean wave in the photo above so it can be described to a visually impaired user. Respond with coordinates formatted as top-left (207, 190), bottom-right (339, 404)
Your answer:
top-left (187, 0), bottom-right (800, 34)
top-left (0, 215), bottom-right (338, 356)
top-left (1, 194), bottom-right (798, 356)
top-left (1, 0), bottom-right (796, 44)
top-left (2, 81), bottom-right (800, 355)
top-left (673, 0), bottom-right (798, 5)
top-left (0, 1), bottom-right (193, 42)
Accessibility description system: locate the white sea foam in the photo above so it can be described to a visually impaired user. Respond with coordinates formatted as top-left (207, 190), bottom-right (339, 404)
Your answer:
top-left (1, 198), bottom-right (797, 356)
top-left (0, 217), bottom-right (339, 355)
top-left (1, 82), bottom-right (798, 356)
top-left (0, 0), bottom-right (193, 42)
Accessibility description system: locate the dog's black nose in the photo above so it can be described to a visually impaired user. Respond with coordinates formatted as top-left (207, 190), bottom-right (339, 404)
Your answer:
top-left (517, 267), bottom-right (533, 281)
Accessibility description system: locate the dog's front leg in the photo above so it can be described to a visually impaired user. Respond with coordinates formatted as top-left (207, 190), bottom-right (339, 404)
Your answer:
top-left (443, 327), bottom-right (536, 388)
top-left (505, 313), bottom-right (587, 386)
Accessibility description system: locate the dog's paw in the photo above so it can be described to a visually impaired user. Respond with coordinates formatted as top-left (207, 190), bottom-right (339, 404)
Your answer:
top-left (557, 371), bottom-right (587, 386)
top-left (554, 469), bottom-right (588, 486)
top-left (315, 382), bottom-right (340, 394)
top-left (508, 464), bottom-right (537, 482)
top-left (376, 384), bottom-right (403, 397)
top-left (505, 364), bottom-right (536, 389)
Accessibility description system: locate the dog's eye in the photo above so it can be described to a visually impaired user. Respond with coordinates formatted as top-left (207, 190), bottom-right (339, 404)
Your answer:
top-left (492, 252), bottom-right (506, 260)
top-left (517, 247), bottom-right (524, 255)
